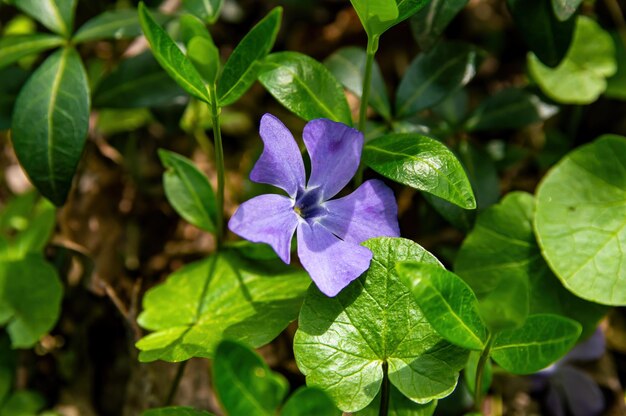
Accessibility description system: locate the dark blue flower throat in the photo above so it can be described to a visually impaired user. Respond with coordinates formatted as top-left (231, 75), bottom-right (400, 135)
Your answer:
top-left (294, 187), bottom-right (326, 220)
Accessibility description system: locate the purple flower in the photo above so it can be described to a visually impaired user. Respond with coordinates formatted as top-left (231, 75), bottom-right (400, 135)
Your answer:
top-left (228, 114), bottom-right (400, 296)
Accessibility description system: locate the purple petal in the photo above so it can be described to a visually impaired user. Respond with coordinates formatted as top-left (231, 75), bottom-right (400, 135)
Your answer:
top-left (250, 114), bottom-right (305, 197)
top-left (320, 179), bottom-right (400, 244)
top-left (562, 327), bottom-right (605, 363)
top-left (551, 366), bottom-right (605, 416)
top-left (228, 194), bottom-right (298, 263)
top-left (297, 221), bottom-right (372, 297)
top-left (303, 118), bottom-right (363, 200)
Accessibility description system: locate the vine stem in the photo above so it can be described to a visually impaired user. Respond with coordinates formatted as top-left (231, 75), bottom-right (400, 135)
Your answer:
top-left (165, 360), bottom-right (188, 406)
top-left (474, 334), bottom-right (494, 412)
top-left (354, 35), bottom-right (379, 186)
top-left (379, 361), bottom-right (390, 416)
top-left (208, 85), bottom-right (225, 248)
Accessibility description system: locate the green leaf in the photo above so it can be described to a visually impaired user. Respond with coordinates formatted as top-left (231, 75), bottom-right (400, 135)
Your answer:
top-left (464, 350), bottom-right (491, 395)
top-left (464, 88), bottom-right (558, 131)
top-left (605, 33), bottom-right (626, 100)
top-left (213, 340), bottom-right (288, 416)
top-left (136, 248), bottom-right (309, 362)
top-left (0, 34), bottom-right (64, 69)
top-left (395, 42), bottom-right (482, 118)
top-left (397, 262), bottom-right (488, 350)
top-left (350, 0), bottom-right (399, 38)
top-left (217, 7), bottom-right (282, 106)
top-left (183, 0), bottom-right (224, 24)
top-left (294, 237), bottom-right (467, 412)
top-left (93, 52), bottom-right (184, 109)
top-left (158, 149), bottom-right (216, 233)
top-left (188, 36), bottom-right (220, 85)
top-left (324, 47), bottom-right (391, 120)
top-left (456, 192), bottom-right (607, 337)
top-left (0, 67), bottom-right (30, 131)
top-left (259, 52), bottom-right (352, 125)
top-left (396, 0), bottom-right (432, 25)
top-left (11, 47), bottom-right (90, 206)
top-left (143, 407), bottom-right (213, 416)
top-left (0, 254), bottom-right (63, 348)
top-left (507, 0), bottom-right (574, 67)
top-left (12, 0), bottom-right (76, 37)
top-left (0, 390), bottom-right (46, 416)
top-left (551, 0), bottom-right (582, 21)
top-left (138, 3), bottom-right (212, 104)
top-left (528, 16), bottom-right (616, 104)
top-left (534, 135), bottom-right (626, 305)
top-left (491, 314), bottom-right (582, 374)
top-left (73, 9), bottom-right (166, 43)
top-left (357, 385), bottom-right (437, 416)
top-left (410, 0), bottom-right (468, 51)
top-left (363, 133), bottom-right (476, 209)
top-left (281, 387), bottom-right (340, 416)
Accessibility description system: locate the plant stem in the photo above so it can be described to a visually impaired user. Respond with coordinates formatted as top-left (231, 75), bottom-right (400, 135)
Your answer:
top-left (208, 85), bottom-right (225, 248)
top-left (474, 334), bottom-right (494, 413)
top-left (165, 360), bottom-right (188, 406)
top-left (355, 35), bottom-right (379, 186)
top-left (379, 361), bottom-right (390, 416)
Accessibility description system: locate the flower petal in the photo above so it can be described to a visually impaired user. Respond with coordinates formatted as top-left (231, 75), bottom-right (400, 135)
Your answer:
top-left (297, 221), bottom-right (372, 297)
top-left (250, 113), bottom-right (305, 197)
top-left (303, 118), bottom-right (363, 200)
top-left (228, 194), bottom-right (298, 263)
top-left (321, 179), bottom-right (400, 244)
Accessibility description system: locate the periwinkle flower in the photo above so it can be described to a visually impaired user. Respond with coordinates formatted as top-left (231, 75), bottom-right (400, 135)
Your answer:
top-left (228, 114), bottom-right (400, 296)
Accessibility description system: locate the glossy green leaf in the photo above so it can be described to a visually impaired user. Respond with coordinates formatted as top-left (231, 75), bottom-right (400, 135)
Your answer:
top-left (410, 0), bottom-right (468, 51)
top-left (12, 0), bottom-right (76, 37)
top-left (11, 47), bottom-right (90, 206)
top-left (294, 237), bottom-right (467, 412)
top-left (363, 133), bottom-right (476, 209)
top-left (136, 248), bottom-right (309, 362)
top-left (93, 52), bottom-right (184, 109)
top-left (396, 0), bottom-right (432, 25)
top-left (183, 0), bottom-right (224, 24)
top-left (281, 387), bottom-right (340, 416)
top-left (143, 407), bottom-right (213, 416)
top-left (357, 385), bottom-right (437, 416)
top-left (179, 13), bottom-right (212, 45)
top-left (456, 192), bottom-right (607, 337)
top-left (0, 255), bottom-right (63, 348)
top-left (551, 0), bottom-right (582, 21)
top-left (214, 340), bottom-right (288, 416)
top-left (396, 42), bottom-right (481, 118)
top-left (259, 52), bottom-right (352, 124)
top-left (218, 7), bottom-right (282, 106)
top-left (528, 16), bottom-right (616, 104)
top-left (159, 149), bottom-right (216, 233)
top-left (0, 67), bottom-right (30, 131)
top-left (138, 3), bottom-right (212, 104)
top-left (535, 135), bottom-right (626, 305)
top-left (464, 88), bottom-right (558, 131)
top-left (507, 0), bottom-right (574, 67)
top-left (0, 34), bottom-right (63, 69)
top-left (324, 47), bottom-right (391, 120)
top-left (397, 262), bottom-right (488, 350)
top-left (0, 390), bottom-right (45, 416)
top-left (350, 0), bottom-right (398, 38)
top-left (188, 36), bottom-right (220, 85)
top-left (491, 314), bottom-right (582, 374)
top-left (74, 9), bottom-right (166, 43)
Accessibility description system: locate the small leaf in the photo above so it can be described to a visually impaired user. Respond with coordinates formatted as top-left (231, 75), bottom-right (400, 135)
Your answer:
top-left (528, 16), bottom-right (616, 104)
top-left (324, 47), bottom-right (391, 120)
top-left (363, 133), bottom-right (476, 209)
top-left (395, 42), bottom-right (482, 118)
top-left (397, 262), bottom-right (489, 350)
top-left (183, 0), bottom-right (224, 24)
top-left (188, 36), bottom-right (220, 84)
top-left (464, 88), bottom-right (558, 131)
top-left (491, 314), bottom-right (582, 374)
top-left (551, 0), bottom-right (582, 21)
top-left (143, 407), bottom-right (214, 416)
top-left (281, 387), bottom-right (340, 416)
top-left (535, 135), bottom-right (626, 305)
top-left (218, 7), bottom-right (282, 106)
top-left (507, 0), bottom-right (574, 67)
top-left (11, 47), bottom-right (90, 206)
top-left (294, 237), bottom-right (467, 412)
top-left (259, 52), bottom-right (352, 125)
top-left (213, 340), bottom-right (288, 416)
top-left (350, 0), bottom-right (399, 38)
top-left (410, 0), bottom-right (469, 51)
top-left (136, 248), bottom-right (309, 362)
top-left (159, 149), bottom-right (217, 233)
top-left (12, 0), bottom-right (76, 37)
top-left (138, 3), bottom-right (212, 104)
top-left (0, 34), bottom-right (64, 69)
top-left (73, 9), bottom-right (167, 43)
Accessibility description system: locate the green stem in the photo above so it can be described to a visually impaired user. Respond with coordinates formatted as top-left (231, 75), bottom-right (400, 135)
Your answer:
top-left (379, 361), bottom-right (390, 416)
top-left (208, 85), bottom-right (225, 248)
top-left (474, 334), bottom-right (494, 413)
top-left (355, 35), bottom-right (379, 186)
top-left (165, 360), bottom-right (188, 406)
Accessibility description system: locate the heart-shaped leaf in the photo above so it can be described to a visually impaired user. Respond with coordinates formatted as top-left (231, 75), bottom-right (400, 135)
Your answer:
top-left (294, 237), bottom-right (467, 412)
top-left (0, 34), bottom-right (63, 69)
top-left (535, 135), bottom-right (626, 305)
top-left (357, 384), bottom-right (437, 416)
